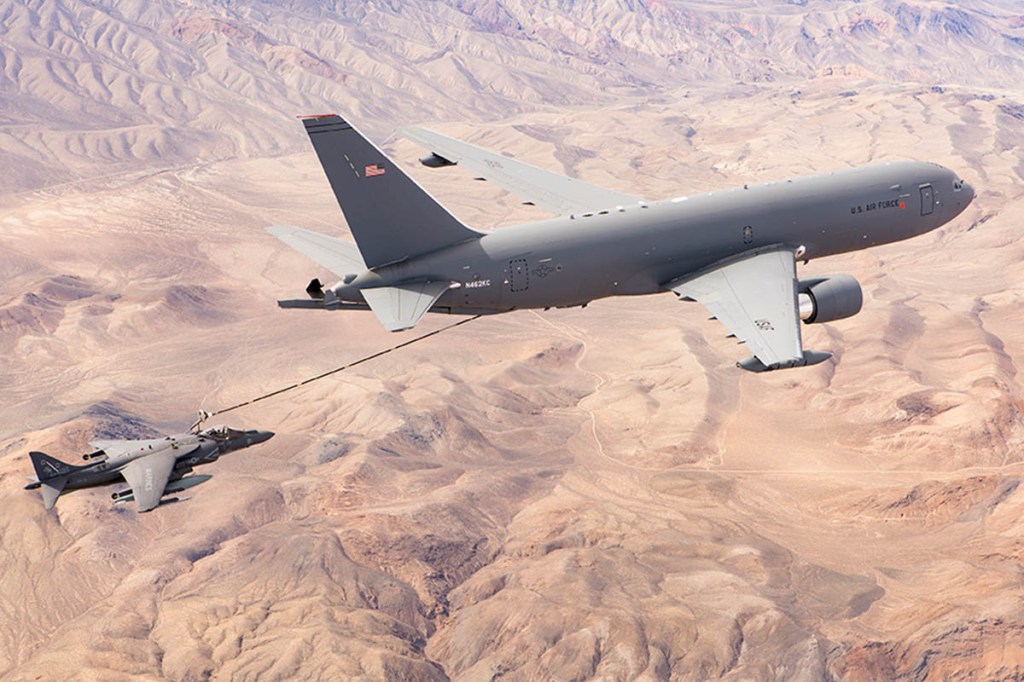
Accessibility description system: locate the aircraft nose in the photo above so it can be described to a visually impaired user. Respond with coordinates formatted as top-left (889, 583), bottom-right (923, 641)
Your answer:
top-left (954, 180), bottom-right (975, 215)
top-left (248, 430), bottom-right (275, 445)
top-left (964, 181), bottom-right (975, 206)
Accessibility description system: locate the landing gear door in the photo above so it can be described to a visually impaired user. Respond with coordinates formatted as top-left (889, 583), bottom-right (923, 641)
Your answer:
top-left (920, 184), bottom-right (934, 216)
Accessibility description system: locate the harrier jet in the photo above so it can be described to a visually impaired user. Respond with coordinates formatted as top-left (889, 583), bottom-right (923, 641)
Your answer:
top-left (24, 426), bottom-right (273, 512)
top-left (270, 114), bottom-right (974, 372)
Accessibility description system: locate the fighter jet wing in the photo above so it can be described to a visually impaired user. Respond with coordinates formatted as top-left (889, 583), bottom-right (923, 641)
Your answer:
top-left (666, 246), bottom-right (826, 371)
top-left (400, 126), bottom-right (643, 216)
top-left (89, 436), bottom-right (169, 457)
top-left (266, 225), bottom-right (366, 276)
top-left (119, 450), bottom-right (178, 512)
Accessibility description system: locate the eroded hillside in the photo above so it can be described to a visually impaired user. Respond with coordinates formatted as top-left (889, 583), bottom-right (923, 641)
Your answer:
top-left (3, 1), bottom-right (1024, 679)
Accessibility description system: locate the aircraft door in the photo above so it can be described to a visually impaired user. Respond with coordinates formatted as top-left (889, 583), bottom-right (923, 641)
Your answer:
top-left (509, 258), bottom-right (529, 292)
top-left (920, 185), bottom-right (934, 216)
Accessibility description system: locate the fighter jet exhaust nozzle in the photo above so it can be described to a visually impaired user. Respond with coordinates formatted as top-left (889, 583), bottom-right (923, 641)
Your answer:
top-left (798, 275), bottom-right (863, 324)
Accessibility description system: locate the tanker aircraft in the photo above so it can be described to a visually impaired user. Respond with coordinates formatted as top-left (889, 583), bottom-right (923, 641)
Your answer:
top-left (24, 426), bottom-right (274, 512)
top-left (270, 114), bottom-right (974, 372)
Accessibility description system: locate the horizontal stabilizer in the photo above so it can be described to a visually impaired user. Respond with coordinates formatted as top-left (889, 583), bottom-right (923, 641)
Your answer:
top-left (267, 225), bottom-right (366, 276)
top-left (277, 299), bottom-right (372, 311)
top-left (41, 477), bottom-right (67, 510)
top-left (361, 281), bottom-right (451, 332)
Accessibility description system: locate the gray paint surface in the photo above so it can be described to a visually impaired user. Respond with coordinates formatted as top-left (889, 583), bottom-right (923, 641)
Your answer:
top-left (275, 115), bottom-right (974, 370)
top-left (24, 427), bottom-right (274, 512)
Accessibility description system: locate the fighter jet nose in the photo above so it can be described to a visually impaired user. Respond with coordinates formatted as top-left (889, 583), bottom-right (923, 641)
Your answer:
top-left (249, 430), bottom-right (275, 445)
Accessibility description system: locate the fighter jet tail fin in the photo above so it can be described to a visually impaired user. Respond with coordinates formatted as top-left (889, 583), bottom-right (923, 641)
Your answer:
top-left (29, 451), bottom-right (75, 480)
top-left (27, 452), bottom-right (75, 509)
top-left (300, 114), bottom-right (482, 269)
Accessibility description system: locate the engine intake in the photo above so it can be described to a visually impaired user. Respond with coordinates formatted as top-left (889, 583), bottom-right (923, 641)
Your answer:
top-left (798, 275), bottom-right (862, 324)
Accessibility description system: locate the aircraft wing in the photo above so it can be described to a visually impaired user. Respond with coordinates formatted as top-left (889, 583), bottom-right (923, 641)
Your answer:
top-left (119, 450), bottom-right (178, 512)
top-left (400, 126), bottom-right (643, 216)
top-left (89, 437), bottom-right (169, 459)
top-left (667, 246), bottom-right (825, 371)
top-left (266, 224), bottom-right (366, 276)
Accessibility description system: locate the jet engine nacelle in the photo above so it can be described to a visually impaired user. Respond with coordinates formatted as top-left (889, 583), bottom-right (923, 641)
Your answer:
top-left (798, 275), bottom-right (862, 324)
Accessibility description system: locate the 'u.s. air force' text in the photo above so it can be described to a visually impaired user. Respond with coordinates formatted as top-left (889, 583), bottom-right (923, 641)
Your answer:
top-left (850, 198), bottom-right (906, 214)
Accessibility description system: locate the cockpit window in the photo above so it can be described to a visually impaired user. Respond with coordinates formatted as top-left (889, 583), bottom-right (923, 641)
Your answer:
top-left (953, 178), bottom-right (964, 191)
top-left (203, 426), bottom-right (245, 441)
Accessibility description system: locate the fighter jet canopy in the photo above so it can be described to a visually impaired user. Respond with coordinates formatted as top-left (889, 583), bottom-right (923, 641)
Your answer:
top-left (201, 426), bottom-right (246, 441)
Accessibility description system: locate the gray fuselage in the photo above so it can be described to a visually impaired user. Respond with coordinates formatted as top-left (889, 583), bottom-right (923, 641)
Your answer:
top-left (335, 160), bottom-right (973, 311)
top-left (59, 435), bottom-right (221, 492)
top-left (42, 428), bottom-right (272, 496)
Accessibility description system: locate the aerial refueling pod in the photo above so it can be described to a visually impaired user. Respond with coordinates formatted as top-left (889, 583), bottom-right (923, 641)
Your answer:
top-left (798, 275), bottom-right (863, 324)
top-left (419, 153), bottom-right (456, 168)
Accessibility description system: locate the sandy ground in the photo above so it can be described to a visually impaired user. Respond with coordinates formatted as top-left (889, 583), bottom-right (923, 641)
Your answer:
top-left (3, 1), bottom-right (1024, 679)
top-left (3, 80), bottom-right (1024, 679)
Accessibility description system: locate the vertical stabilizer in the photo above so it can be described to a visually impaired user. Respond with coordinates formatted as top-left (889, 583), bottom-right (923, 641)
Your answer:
top-left (29, 451), bottom-right (74, 510)
top-left (29, 451), bottom-right (75, 480)
top-left (301, 114), bottom-right (481, 269)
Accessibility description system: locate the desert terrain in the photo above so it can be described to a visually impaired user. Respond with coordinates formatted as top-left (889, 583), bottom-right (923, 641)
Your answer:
top-left (2, 1), bottom-right (1024, 679)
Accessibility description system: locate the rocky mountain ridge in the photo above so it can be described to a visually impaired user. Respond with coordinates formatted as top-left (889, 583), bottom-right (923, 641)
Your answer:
top-left (3, 0), bottom-right (1024, 194)
top-left (2, 1), bottom-right (1024, 679)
